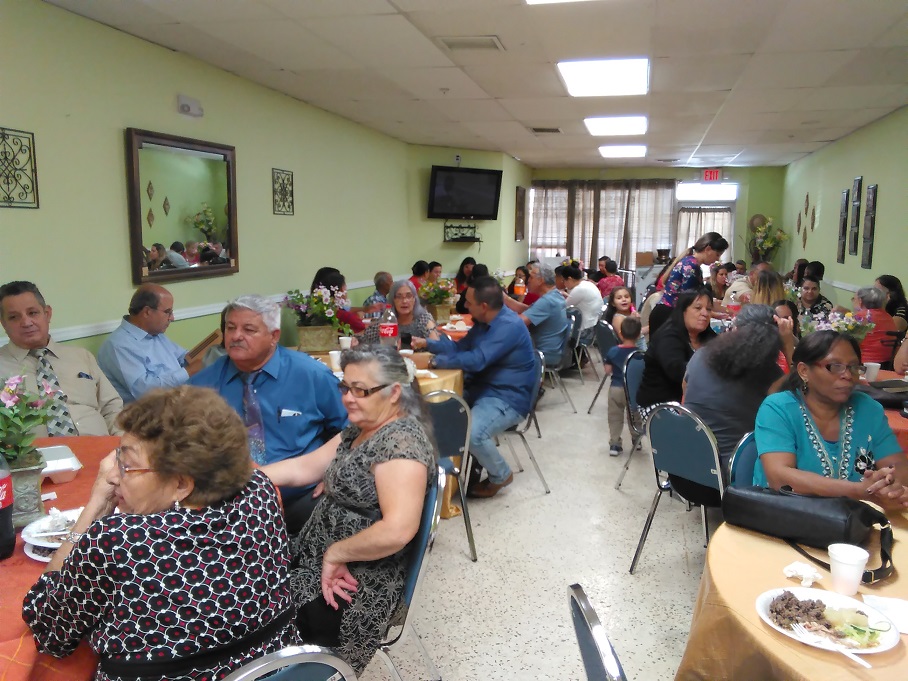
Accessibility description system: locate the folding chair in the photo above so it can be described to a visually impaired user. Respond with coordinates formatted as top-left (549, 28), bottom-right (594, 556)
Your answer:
top-left (629, 404), bottom-right (724, 574)
top-left (587, 320), bottom-right (619, 414)
top-left (572, 310), bottom-right (600, 384)
top-left (499, 351), bottom-right (551, 494)
top-left (223, 645), bottom-right (357, 681)
top-left (568, 584), bottom-right (629, 681)
top-left (424, 390), bottom-right (477, 561)
top-left (543, 311), bottom-right (578, 413)
top-left (376, 465), bottom-right (446, 681)
top-left (613, 351), bottom-right (645, 490)
top-left (728, 431), bottom-right (757, 488)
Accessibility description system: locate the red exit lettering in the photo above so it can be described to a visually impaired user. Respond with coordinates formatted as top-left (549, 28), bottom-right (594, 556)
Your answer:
top-left (702, 168), bottom-right (722, 183)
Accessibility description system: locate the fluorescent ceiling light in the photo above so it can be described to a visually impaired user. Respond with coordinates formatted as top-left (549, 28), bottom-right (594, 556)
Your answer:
top-left (599, 145), bottom-right (647, 158)
top-left (557, 58), bottom-right (649, 97)
top-left (584, 116), bottom-right (648, 136)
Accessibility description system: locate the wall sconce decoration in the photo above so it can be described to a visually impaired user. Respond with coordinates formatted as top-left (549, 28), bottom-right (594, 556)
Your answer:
top-left (849, 176), bottom-right (862, 255)
top-left (272, 168), bottom-right (294, 215)
top-left (861, 185), bottom-right (877, 270)
top-left (0, 127), bottom-right (39, 209)
top-left (837, 190), bottom-right (848, 263)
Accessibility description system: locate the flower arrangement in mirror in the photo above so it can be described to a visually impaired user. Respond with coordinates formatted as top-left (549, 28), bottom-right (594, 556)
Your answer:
top-left (285, 286), bottom-right (352, 336)
top-left (801, 311), bottom-right (875, 343)
top-left (185, 203), bottom-right (218, 240)
top-left (419, 278), bottom-right (456, 306)
top-left (0, 376), bottom-right (53, 469)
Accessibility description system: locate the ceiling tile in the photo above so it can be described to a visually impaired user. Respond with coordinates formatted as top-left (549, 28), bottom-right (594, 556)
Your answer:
top-left (147, 0), bottom-right (284, 23)
top-left (735, 51), bottom-right (860, 89)
top-left (262, 0), bottom-right (397, 19)
top-left (651, 54), bottom-right (752, 92)
top-left (45, 0), bottom-right (173, 26)
top-left (286, 69), bottom-right (414, 101)
top-left (463, 62), bottom-right (566, 98)
top-left (381, 67), bottom-right (491, 99)
top-left (530, 0), bottom-right (655, 60)
top-left (790, 85), bottom-right (908, 111)
top-left (825, 47), bottom-right (908, 86)
top-left (424, 99), bottom-right (514, 121)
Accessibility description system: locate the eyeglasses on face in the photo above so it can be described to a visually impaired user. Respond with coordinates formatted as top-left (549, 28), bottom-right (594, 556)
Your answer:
top-left (815, 362), bottom-right (866, 377)
top-left (394, 294), bottom-right (415, 301)
top-left (337, 381), bottom-right (389, 398)
top-left (115, 447), bottom-right (156, 476)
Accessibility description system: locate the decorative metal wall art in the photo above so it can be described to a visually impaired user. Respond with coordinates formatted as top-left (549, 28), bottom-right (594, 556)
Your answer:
top-left (162, 196), bottom-right (170, 216)
top-left (837, 190), bottom-right (848, 263)
top-left (146, 208), bottom-right (155, 228)
top-left (861, 184), bottom-right (877, 269)
top-left (0, 127), bottom-right (39, 208)
top-left (146, 181), bottom-right (154, 200)
top-left (849, 176), bottom-right (862, 255)
top-left (272, 168), bottom-right (294, 215)
top-left (515, 186), bottom-right (526, 241)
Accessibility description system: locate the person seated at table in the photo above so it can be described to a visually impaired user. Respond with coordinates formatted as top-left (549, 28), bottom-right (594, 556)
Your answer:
top-left (190, 295), bottom-right (347, 531)
top-left (409, 260), bottom-right (430, 293)
top-left (184, 240), bottom-right (200, 265)
top-left (796, 274), bottom-right (834, 319)
top-left (875, 274), bottom-right (908, 332)
top-left (261, 346), bottom-right (435, 675)
top-left (22, 386), bottom-right (300, 680)
top-left (506, 265), bottom-right (530, 301)
top-left (413, 276), bottom-right (537, 498)
top-left (606, 286), bottom-right (647, 350)
top-left (704, 262), bottom-right (729, 303)
top-left (636, 289), bottom-right (716, 417)
top-left (426, 261), bottom-right (443, 283)
top-left (783, 258), bottom-right (809, 286)
top-left (772, 299), bottom-right (801, 341)
top-left (147, 242), bottom-right (174, 271)
top-left (502, 262), bottom-right (566, 367)
top-left (683, 304), bottom-right (791, 476)
top-left (361, 280), bottom-right (439, 346)
top-left (750, 269), bottom-right (786, 306)
top-left (804, 260), bottom-right (825, 281)
top-left (311, 269), bottom-right (366, 334)
top-left (596, 260), bottom-right (625, 299)
top-left (363, 271), bottom-right (392, 315)
top-left (852, 285), bottom-right (898, 365)
top-left (166, 241), bottom-right (190, 269)
top-left (752, 330), bottom-right (908, 509)
top-left (454, 257), bottom-right (476, 295)
top-left (722, 261), bottom-right (771, 307)
top-left (455, 263), bottom-right (489, 314)
top-left (0, 280), bottom-right (123, 436)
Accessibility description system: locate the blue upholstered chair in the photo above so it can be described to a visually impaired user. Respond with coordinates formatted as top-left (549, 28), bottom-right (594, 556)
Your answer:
top-left (499, 351), bottom-right (551, 494)
top-left (223, 645), bottom-right (357, 681)
top-left (728, 431), bottom-right (757, 488)
top-left (587, 320), bottom-right (619, 414)
top-left (613, 351), bottom-right (645, 490)
top-left (568, 584), bottom-right (628, 681)
top-left (543, 310), bottom-right (578, 413)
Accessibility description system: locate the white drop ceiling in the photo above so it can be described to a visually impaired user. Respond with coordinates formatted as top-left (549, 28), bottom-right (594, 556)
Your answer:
top-left (45, 0), bottom-right (908, 168)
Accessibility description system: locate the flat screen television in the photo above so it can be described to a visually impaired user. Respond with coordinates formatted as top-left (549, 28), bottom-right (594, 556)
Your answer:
top-left (427, 165), bottom-right (503, 220)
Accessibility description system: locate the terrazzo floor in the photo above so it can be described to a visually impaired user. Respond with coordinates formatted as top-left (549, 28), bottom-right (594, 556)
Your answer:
top-left (358, 365), bottom-right (710, 681)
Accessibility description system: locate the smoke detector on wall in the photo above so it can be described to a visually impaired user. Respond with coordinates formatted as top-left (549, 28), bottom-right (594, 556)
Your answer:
top-left (177, 94), bottom-right (204, 118)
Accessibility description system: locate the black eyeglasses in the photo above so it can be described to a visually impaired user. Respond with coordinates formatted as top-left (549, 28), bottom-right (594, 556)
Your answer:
top-left (815, 362), bottom-right (866, 377)
top-left (337, 382), bottom-right (389, 398)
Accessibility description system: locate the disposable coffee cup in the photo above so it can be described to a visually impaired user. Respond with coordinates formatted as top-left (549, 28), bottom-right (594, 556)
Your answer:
top-left (338, 336), bottom-right (353, 350)
top-left (328, 350), bottom-right (342, 372)
top-left (828, 543), bottom-right (869, 596)
top-left (864, 362), bottom-right (881, 382)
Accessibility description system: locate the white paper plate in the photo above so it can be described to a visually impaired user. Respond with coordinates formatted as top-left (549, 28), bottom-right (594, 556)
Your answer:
top-left (755, 587), bottom-right (900, 655)
top-left (20, 508), bottom-right (83, 549)
top-left (24, 543), bottom-right (55, 563)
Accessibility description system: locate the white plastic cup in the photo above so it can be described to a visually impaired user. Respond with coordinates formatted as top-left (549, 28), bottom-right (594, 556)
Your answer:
top-left (338, 336), bottom-right (353, 350)
top-left (328, 350), bottom-right (342, 372)
top-left (864, 362), bottom-right (881, 382)
top-left (828, 543), bottom-right (869, 596)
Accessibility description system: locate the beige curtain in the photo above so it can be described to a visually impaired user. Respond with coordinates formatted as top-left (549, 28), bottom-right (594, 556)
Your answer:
top-left (529, 182), bottom-right (570, 259)
top-left (675, 207), bottom-right (734, 254)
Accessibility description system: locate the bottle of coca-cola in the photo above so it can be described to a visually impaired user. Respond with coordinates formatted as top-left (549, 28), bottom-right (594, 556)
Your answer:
top-left (0, 457), bottom-right (14, 560)
top-left (378, 304), bottom-right (399, 348)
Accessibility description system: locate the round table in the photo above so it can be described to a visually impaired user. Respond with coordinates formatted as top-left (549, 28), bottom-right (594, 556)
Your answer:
top-left (675, 515), bottom-right (908, 680)
top-left (876, 370), bottom-right (908, 450)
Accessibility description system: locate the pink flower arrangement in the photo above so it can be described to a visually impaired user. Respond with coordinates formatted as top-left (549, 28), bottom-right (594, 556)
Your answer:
top-left (1, 375), bottom-right (55, 465)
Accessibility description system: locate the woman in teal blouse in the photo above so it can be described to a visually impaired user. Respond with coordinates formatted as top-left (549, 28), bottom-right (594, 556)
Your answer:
top-left (753, 330), bottom-right (908, 510)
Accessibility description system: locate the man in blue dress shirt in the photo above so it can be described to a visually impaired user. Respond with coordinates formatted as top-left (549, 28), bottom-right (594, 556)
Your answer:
top-left (414, 276), bottom-right (537, 498)
top-left (503, 262), bottom-right (567, 367)
top-left (190, 294), bottom-right (347, 530)
top-left (99, 284), bottom-right (189, 403)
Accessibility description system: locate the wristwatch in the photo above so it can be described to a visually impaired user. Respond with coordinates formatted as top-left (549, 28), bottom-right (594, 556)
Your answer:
top-left (61, 530), bottom-right (83, 544)
top-left (428, 357), bottom-right (437, 369)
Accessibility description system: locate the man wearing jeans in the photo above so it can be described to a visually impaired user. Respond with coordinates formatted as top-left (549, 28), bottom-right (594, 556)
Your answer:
top-left (414, 276), bottom-right (537, 498)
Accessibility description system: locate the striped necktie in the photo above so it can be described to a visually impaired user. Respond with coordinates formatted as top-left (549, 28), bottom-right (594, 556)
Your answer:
top-left (243, 371), bottom-right (266, 464)
top-left (32, 348), bottom-right (77, 436)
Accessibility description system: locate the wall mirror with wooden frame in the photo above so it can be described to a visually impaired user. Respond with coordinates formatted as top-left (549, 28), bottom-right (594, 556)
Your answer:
top-left (125, 128), bottom-right (238, 285)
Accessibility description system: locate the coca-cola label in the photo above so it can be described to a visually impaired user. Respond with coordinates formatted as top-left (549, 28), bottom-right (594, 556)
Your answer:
top-left (378, 323), bottom-right (398, 338)
top-left (0, 475), bottom-right (12, 510)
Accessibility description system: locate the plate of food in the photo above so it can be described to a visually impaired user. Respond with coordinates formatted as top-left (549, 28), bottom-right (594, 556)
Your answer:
top-left (24, 543), bottom-right (56, 563)
top-left (20, 508), bottom-right (83, 549)
top-left (756, 588), bottom-right (898, 654)
top-left (443, 321), bottom-right (470, 331)
top-left (449, 314), bottom-right (463, 321)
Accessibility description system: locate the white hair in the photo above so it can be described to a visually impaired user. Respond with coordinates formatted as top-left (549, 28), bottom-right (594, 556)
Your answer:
top-left (226, 295), bottom-right (281, 332)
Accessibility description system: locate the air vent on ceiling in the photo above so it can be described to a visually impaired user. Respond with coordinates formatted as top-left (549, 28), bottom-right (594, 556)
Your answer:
top-left (531, 127), bottom-right (562, 134)
top-left (438, 35), bottom-right (506, 52)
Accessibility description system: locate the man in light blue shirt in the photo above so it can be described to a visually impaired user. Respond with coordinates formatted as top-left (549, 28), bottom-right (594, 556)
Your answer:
top-left (503, 262), bottom-right (567, 366)
top-left (98, 284), bottom-right (189, 403)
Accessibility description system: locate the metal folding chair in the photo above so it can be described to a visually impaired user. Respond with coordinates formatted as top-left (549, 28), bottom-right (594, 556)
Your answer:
top-left (587, 320), bottom-right (619, 414)
top-left (613, 351), bottom-right (645, 490)
top-left (728, 431), bottom-right (757, 488)
top-left (499, 351), bottom-right (551, 494)
top-left (223, 645), bottom-right (357, 681)
top-left (543, 310), bottom-right (578, 413)
top-left (568, 584), bottom-right (629, 681)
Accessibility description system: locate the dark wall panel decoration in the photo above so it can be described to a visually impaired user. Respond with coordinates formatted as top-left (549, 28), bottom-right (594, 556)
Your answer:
top-left (515, 186), bottom-right (526, 242)
top-left (861, 184), bottom-right (877, 270)
top-left (837, 189), bottom-right (848, 264)
top-left (848, 176), bottom-right (862, 255)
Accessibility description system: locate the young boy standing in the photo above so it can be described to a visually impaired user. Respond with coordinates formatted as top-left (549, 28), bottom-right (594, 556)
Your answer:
top-left (604, 316), bottom-right (642, 456)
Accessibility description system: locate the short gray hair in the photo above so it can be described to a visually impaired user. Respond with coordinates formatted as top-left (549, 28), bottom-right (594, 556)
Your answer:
top-left (532, 263), bottom-right (556, 286)
top-left (388, 279), bottom-right (427, 317)
top-left (225, 295), bottom-right (281, 332)
top-left (855, 286), bottom-right (886, 309)
top-left (374, 271), bottom-right (392, 288)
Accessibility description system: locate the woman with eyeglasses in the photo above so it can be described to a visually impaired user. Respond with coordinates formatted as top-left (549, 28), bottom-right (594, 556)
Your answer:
top-left (262, 345), bottom-right (436, 674)
top-left (23, 386), bottom-right (300, 681)
top-left (360, 280), bottom-right (439, 346)
top-left (752, 330), bottom-right (908, 509)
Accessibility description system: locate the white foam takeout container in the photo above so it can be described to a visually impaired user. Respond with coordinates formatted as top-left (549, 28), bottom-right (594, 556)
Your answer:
top-left (39, 445), bottom-right (83, 484)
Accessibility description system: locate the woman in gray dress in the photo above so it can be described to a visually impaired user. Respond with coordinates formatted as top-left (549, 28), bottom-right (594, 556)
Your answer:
top-left (361, 279), bottom-right (440, 346)
top-left (262, 346), bottom-right (435, 673)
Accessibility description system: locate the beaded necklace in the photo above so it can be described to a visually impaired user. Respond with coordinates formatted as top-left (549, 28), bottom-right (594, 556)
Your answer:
top-left (796, 392), bottom-right (855, 479)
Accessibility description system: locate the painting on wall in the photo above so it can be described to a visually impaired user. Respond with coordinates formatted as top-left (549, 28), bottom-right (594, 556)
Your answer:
top-left (848, 176), bottom-right (862, 255)
top-left (837, 189), bottom-right (848, 264)
top-left (515, 186), bottom-right (526, 241)
top-left (0, 127), bottom-right (39, 208)
top-left (861, 184), bottom-right (878, 270)
top-left (272, 168), bottom-right (294, 215)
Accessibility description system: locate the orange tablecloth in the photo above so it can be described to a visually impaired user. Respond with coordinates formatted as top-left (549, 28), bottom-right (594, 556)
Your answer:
top-left (1, 436), bottom-right (118, 681)
top-left (438, 314), bottom-right (472, 342)
top-left (675, 516), bottom-right (908, 680)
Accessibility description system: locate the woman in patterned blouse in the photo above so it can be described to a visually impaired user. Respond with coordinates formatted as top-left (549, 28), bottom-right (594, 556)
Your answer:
top-left (263, 345), bottom-right (436, 674)
top-left (361, 280), bottom-right (440, 347)
top-left (22, 386), bottom-right (300, 681)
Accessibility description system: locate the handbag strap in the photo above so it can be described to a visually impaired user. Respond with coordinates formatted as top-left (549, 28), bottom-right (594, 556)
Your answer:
top-left (785, 520), bottom-right (895, 585)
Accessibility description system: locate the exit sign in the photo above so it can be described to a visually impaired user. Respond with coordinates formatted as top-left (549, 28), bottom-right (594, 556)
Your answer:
top-left (702, 168), bottom-right (723, 183)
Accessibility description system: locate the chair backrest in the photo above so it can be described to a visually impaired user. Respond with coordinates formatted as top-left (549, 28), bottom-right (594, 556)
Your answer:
top-left (728, 431), bottom-right (757, 488)
top-left (622, 350), bottom-right (645, 411)
top-left (595, 321), bottom-right (619, 363)
top-left (383, 465), bottom-right (446, 641)
top-left (645, 404), bottom-right (724, 495)
top-left (568, 584), bottom-right (628, 681)
top-left (223, 645), bottom-right (357, 681)
top-left (566, 306), bottom-right (583, 347)
top-left (424, 390), bottom-right (471, 461)
top-left (554, 309), bottom-right (578, 371)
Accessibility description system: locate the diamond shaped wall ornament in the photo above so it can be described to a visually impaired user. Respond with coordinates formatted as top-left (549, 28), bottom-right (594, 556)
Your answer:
top-left (146, 207), bottom-right (155, 228)
top-left (146, 181), bottom-right (154, 200)
top-left (162, 196), bottom-right (170, 215)
top-left (810, 206), bottom-right (815, 231)
top-left (796, 213), bottom-right (801, 233)
top-left (802, 226), bottom-right (808, 249)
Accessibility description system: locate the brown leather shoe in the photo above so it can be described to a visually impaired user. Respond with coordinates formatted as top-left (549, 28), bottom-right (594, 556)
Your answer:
top-left (467, 473), bottom-right (514, 498)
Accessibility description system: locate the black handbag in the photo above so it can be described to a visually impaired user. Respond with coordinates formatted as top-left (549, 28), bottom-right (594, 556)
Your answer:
top-left (722, 486), bottom-right (894, 585)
